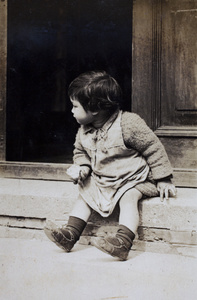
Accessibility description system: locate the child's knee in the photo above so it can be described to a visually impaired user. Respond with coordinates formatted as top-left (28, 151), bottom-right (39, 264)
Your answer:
top-left (119, 188), bottom-right (142, 206)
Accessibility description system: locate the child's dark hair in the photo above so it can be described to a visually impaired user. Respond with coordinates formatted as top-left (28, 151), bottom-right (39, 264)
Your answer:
top-left (68, 71), bottom-right (122, 113)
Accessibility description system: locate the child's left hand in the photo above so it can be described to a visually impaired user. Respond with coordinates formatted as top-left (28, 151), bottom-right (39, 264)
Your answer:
top-left (157, 180), bottom-right (177, 202)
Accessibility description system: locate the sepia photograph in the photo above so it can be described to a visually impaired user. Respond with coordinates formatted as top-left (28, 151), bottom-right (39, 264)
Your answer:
top-left (0, 1), bottom-right (196, 299)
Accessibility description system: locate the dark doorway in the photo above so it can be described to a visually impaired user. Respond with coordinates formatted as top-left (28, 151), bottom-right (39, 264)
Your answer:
top-left (7, 0), bottom-right (132, 163)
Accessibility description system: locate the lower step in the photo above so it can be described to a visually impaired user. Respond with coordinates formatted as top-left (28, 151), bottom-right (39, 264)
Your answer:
top-left (1, 216), bottom-right (197, 245)
top-left (1, 223), bottom-right (197, 258)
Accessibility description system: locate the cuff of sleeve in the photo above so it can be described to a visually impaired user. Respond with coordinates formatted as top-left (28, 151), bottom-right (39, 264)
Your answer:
top-left (73, 157), bottom-right (91, 167)
top-left (155, 175), bottom-right (173, 183)
top-left (80, 164), bottom-right (92, 170)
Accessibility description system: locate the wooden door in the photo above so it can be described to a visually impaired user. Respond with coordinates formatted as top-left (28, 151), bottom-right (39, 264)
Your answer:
top-left (132, 0), bottom-right (197, 187)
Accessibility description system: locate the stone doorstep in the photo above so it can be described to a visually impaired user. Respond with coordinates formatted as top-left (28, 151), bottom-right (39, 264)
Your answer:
top-left (0, 178), bottom-right (196, 252)
top-left (0, 186), bottom-right (196, 230)
top-left (1, 217), bottom-right (196, 245)
top-left (0, 206), bottom-right (197, 246)
top-left (0, 216), bottom-right (197, 249)
top-left (0, 226), bottom-right (197, 258)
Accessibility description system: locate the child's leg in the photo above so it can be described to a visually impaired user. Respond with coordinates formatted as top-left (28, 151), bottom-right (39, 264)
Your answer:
top-left (44, 196), bottom-right (92, 252)
top-left (70, 195), bottom-right (92, 222)
top-left (119, 188), bottom-right (142, 234)
top-left (93, 188), bottom-right (142, 260)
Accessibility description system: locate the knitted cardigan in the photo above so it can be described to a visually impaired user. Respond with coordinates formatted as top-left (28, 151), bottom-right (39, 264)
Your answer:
top-left (121, 111), bottom-right (173, 181)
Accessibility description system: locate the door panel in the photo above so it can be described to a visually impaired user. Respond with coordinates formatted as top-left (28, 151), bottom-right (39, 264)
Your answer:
top-left (132, 0), bottom-right (197, 187)
top-left (160, 0), bottom-right (197, 186)
top-left (161, 0), bottom-right (197, 126)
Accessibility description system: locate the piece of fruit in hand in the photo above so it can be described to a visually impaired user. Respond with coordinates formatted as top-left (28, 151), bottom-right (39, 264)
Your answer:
top-left (66, 164), bottom-right (81, 181)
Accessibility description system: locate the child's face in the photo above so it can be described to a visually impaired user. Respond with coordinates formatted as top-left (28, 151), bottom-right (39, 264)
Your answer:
top-left (71, 99), bottom-right (95, 125)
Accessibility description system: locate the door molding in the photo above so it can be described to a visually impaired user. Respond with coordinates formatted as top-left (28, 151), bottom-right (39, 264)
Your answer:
top-left (151, 0), bottom-right (162, 131)
top-left (0, 0), bottom-right (7, 161)
top-left (155, 126), bottom-right (197, 137)
top-left (132, 0), bottom-right (162, 130)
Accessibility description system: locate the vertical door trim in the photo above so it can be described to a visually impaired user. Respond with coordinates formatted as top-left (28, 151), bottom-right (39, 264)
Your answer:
top-left (0, 0), bottom-right (7, 160)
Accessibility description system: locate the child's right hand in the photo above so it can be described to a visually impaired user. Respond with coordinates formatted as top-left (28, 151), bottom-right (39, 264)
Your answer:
top-left (76, 166), bottom-right (91, 186)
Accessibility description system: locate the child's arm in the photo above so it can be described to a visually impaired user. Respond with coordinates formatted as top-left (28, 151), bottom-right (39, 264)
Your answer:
top-left (122, 112), bottom-right (173, 180)
top-left (72, 129), bottom-right (92, 185)
top-left (122, 112), bottom-right (176, 200)
top-left (73, 129), bottom-right (91, 167)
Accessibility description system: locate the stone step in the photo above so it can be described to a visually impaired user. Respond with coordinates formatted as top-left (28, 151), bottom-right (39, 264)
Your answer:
top-left (0, 178), bottom-right (196, 253)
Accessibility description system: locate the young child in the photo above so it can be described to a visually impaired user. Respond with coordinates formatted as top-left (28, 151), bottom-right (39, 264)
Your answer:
top-left (44, 71), bottom-right (176, 261)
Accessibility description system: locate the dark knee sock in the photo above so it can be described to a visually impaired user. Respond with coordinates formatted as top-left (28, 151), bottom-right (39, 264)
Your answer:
top-left (61, 216), bottom-right (87, 242)
top-left (116, 225), bottom-right (135, 249)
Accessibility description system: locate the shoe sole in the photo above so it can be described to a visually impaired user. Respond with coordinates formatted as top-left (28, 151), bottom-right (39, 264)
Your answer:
top-left (44, 227), bottom-right (70, 252)
top-left (92, 238), bottom-right (127, 261)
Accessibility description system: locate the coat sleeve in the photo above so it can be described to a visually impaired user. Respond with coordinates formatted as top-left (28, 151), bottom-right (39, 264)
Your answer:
top-left (121, 112), bottom-right (173, 180)
top-left (73, 128), bottom-right (92, 168)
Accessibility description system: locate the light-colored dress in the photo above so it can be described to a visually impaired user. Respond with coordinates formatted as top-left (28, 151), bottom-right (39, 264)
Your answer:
top-left (73, 110), bottom-right (173, 217)
top-left (74, 110), bottom-right (149, 217)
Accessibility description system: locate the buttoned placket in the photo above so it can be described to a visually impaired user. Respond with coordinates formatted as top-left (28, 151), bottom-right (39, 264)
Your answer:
top-left (83, 110), bottom-right (120, 169)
